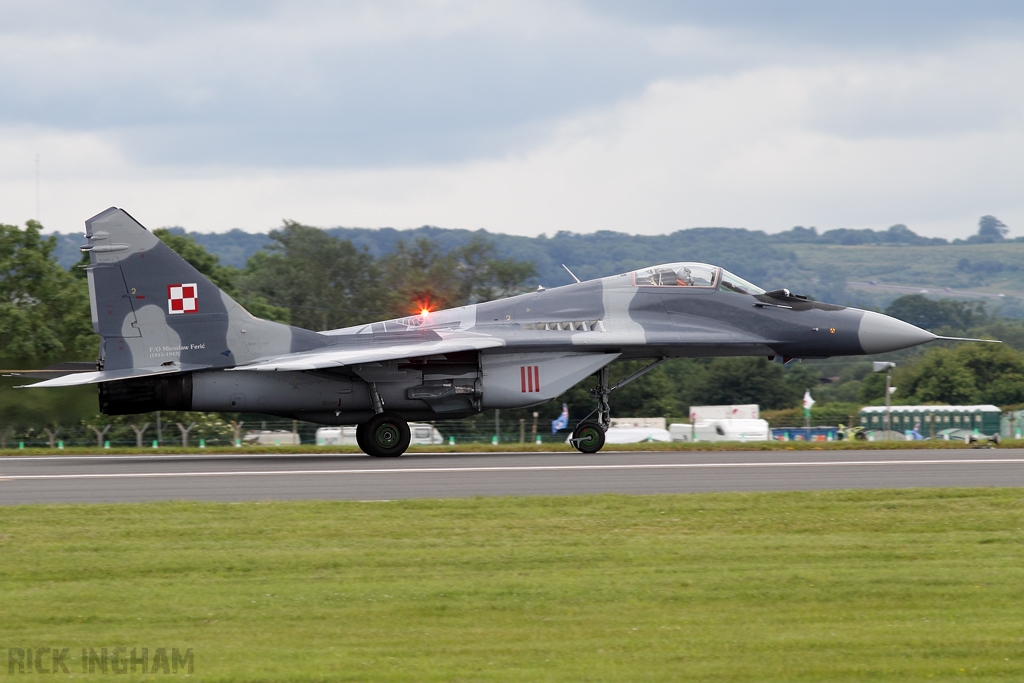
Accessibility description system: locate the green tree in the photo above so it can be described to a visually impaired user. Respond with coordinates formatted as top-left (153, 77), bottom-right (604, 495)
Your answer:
top-left (903, 348), bottom-right (979, 404)
top-left (885, 295), bottom-right (988, 333)
top-left (699, 358), bottom-right (793, 410)
top-left (153, 229), bottom-right (289, 324)
top-left (597, 359), bottom-right (684, 417)
top-left (382, 237), bottom-right (463, 317)
top-left (0, 220), bottom-right (95, 366)
top-left (0, 220), bottom-right (98, 433)
top-left (449, 236), bottom-right (537, 303)
top-left (238, 221), bottom-right (384, 331)
top-left (975, 215), bottom-right (1009, 243)
top-left (381, 235), bottom-right (537, 317)
top-left (953, 343), bottom-right (1024, 405)
top-left (857, 370), bottom-right (889, 404)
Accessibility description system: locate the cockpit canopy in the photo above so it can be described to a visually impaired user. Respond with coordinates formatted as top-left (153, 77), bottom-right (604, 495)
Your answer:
top-left (632, 262), bottom-right (765, 295)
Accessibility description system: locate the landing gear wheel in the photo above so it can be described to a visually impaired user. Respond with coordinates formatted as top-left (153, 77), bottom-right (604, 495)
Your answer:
top-left (572, 421), bottom-right (605, 454)
top-left (362, 412), bottom-right (411, 457)
top-left (355, 423), bottom-right (369, 453)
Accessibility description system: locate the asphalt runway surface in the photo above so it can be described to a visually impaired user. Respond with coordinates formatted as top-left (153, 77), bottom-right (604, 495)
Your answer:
top-left (2, 448), bottom-right (1024, 504)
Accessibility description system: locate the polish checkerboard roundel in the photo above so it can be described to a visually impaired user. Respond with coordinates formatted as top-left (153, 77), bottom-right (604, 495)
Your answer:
top-left (167, 283), bottom-right (198, 314)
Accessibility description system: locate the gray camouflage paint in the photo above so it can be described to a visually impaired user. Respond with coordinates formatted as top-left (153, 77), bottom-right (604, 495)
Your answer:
top-left (85, 207), bottom-right (324, 373)
top-left (72, 207), bottom-right (936, 424)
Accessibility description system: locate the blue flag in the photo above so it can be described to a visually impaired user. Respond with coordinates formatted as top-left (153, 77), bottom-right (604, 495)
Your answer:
top-left (551, 403), bottom-right (569, 433)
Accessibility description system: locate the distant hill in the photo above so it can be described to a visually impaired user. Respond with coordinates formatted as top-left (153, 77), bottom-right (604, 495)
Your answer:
top-left (44, 220), bottom-right (1024, 317)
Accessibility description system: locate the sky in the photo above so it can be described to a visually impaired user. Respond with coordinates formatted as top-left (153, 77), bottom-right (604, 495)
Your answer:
top-left (3, 0), bottom-right (1024, 239)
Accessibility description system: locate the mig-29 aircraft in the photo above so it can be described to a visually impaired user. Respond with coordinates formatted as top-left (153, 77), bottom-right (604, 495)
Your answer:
top-left (23, 207), bottom-right (988, 456)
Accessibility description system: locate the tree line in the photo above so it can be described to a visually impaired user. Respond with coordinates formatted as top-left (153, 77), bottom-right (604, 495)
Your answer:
top-left (3, 217), bottom-right (1024, 442)
top-left (43, 216), bottom-right (1020, 320)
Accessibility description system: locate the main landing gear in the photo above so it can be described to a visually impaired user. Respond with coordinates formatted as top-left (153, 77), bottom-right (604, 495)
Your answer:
top-left (357, 412), bottom-right (411, 457)
top-left (569, 358), bottom-right (669, 454)
top-left (356, 382), bottom-right (411, 457)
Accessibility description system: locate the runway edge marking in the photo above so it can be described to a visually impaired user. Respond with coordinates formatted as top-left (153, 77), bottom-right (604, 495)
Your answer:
top-left (2, 458), bottom-right (1024, 480)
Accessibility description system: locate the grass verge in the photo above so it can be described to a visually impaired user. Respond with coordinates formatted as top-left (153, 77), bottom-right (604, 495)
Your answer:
top-left (1, 438), bottom-right (1020, 456)
top-left (2, 489), bottom-right (1024, 681)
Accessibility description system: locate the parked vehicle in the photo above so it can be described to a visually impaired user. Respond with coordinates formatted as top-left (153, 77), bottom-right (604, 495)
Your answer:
top-left (244, 430), bottom-right (301, 445)
top-left (937, 428), bottom-right (1001, 448)
top-left (835, 423), bottom-right (867, 441)
top-left (670, 419), bottom-right (769, 442)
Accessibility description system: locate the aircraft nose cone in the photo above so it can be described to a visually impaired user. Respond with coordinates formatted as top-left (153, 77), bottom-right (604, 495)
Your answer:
top-left (857, 310), bottom-right (936, 354)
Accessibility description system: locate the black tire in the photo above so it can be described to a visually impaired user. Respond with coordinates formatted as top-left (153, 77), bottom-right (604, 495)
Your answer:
top-left (854, 431), bottom-right (867, 441)
top-left (572, 421), bottom-right (605, 454)
top-left (363, 412), bottom-right (411, 457)
top-left (355, 423), bottom-right (369, 453)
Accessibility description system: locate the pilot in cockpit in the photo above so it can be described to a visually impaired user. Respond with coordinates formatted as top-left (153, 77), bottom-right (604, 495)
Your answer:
top-left (635, 263), bottom-right (718, 287)
top-left (652, 267), bottom-right (676, 285)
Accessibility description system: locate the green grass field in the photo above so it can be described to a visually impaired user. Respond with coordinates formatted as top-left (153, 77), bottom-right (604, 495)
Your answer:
top-left (2, 490), bottom-right (1024, 681)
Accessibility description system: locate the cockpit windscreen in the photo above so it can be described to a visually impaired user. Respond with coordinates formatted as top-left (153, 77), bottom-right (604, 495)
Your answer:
top-left (633, 263), bottom-right (717, 287)
top-left (719, 270), bottom-right (765, 295)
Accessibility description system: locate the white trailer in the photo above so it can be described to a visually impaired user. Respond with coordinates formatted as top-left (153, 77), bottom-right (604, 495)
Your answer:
top-left (316, 423), bottom-right (443, 447)
top-left (568, 426), bottom-right (671, 445)
top-left (244, 430), bottom-right (301, 445)
top-left (670, 418), bottom-right (770, 443)
top-left (315, 426), bottom-right (358, 446)
top-left (689, 404), bottom-right (760, 420)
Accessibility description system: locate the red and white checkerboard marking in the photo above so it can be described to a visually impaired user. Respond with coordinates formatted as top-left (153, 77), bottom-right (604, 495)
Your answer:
top-left (167, 283), bottom-right (198, 314)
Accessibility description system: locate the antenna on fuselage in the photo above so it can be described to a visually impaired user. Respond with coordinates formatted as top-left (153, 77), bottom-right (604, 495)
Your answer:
top-left (562, 264), bottom-right (581, 283)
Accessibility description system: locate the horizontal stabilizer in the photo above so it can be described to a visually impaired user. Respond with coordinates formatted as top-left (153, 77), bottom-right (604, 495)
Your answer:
top-left (1, 362), bottom-right (98, 379)
top-left (230, 336), bottom-right (505, 372)
top-left (20, 364), bottom-right (210, 388)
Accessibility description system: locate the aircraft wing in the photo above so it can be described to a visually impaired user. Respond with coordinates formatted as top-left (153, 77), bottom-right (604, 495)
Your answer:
top-left (19, 364), bottom-right (211, 388)
top-left (229, 335), bottom-right (506, 372)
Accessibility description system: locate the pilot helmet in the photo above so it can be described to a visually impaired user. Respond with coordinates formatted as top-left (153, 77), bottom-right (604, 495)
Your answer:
top-left (676, 267), bottom-right (693, 285)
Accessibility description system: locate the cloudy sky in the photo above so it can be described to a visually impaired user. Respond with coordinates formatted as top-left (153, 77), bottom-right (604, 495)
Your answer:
top-left (3, 0), bottom-right (1024, 238)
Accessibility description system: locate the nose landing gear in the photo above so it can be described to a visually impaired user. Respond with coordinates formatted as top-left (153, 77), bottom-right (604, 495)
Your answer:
top-left (571, 421), bottom-right (605, 453)
top-left (569, 358), bottom-right (669, 454)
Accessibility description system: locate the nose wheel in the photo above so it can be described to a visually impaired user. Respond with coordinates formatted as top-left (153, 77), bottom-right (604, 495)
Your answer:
top-left (359, 412), bottom-right (411, 457)
top-left (569, 358), bottom-right (669, 454)
top-left (571, 421), bottom-right (605, 453)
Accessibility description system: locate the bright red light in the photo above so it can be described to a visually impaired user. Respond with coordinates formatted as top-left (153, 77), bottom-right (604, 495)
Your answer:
top-left (411, 297), bottom-right (435, 317)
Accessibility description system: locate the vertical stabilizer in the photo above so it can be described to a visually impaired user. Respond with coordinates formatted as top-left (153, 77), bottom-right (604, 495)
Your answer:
top-left (82, 207), bottom-right (322, 372)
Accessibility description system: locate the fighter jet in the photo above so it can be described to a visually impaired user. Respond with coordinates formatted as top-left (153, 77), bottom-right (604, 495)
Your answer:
top-left (23, 207), bottom-right (991, 456)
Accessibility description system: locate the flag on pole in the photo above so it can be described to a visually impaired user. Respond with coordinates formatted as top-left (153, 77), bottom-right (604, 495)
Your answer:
top-left (802, 390), bottom-right (815, 410)
top-left (551, 403), bottom-right (569, 433)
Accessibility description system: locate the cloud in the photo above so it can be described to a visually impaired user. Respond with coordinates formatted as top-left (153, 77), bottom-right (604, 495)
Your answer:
top-left (2, 1), bottom-right (1024, 240)
top-left (0, 1), bottom-right (675, 166)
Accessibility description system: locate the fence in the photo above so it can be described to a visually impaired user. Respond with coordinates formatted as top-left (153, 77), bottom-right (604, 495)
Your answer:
top-left (0, 413), bottom-right (576, 449)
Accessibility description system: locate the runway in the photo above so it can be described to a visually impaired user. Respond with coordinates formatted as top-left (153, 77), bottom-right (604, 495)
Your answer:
top-left (2, 448), bottom-right (1023, 504)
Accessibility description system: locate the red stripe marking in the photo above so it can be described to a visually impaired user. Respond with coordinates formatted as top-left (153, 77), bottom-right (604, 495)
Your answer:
top-left (528, 366), bottom-right (534, 392)
top-left (521, 366), bottom-right (527, 393)
top-left (534, 365), bottom-right (540, 392)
